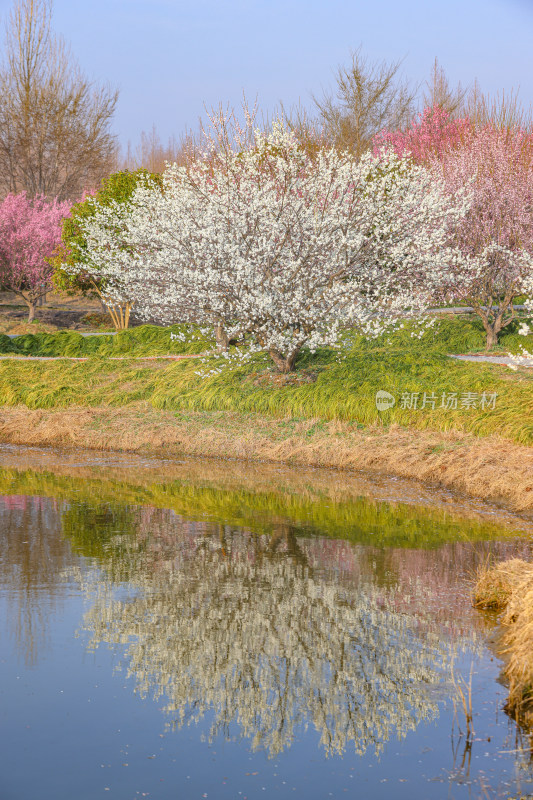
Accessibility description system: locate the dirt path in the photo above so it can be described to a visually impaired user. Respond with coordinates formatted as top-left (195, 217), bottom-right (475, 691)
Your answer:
top-left (450, 354), bottom-right (533, 367)
top-left (1, 352), bottom-right (531, 368)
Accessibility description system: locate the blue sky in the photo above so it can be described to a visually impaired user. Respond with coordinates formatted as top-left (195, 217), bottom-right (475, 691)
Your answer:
top-left (1, 0), bottom-right (532, 149)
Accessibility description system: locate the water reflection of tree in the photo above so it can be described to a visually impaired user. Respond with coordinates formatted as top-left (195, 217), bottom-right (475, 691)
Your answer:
top-left (61, 502), bottom-right (144, 571)
top-left (0, 495), bottom-right (77, 667)
top-left (350, 540), bottom-right (533, 640)
top-left (0, 496), bottom-right (144, 667)
top-left (79, 518), bottom-right (479, 758)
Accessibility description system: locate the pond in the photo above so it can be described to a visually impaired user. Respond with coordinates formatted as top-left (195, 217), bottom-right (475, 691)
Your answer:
top-left (1, 444), bottom-right (533, 800)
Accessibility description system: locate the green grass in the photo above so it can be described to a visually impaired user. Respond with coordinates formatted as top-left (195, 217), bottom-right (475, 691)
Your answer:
top-left (0, 317), bottom-right (531, 444)
top-left (347, 315), bottom-right (531, 355)
top-left (0, 316), bottom-right (529, 358)
top-left (0, 323), bottom-right (211, 358)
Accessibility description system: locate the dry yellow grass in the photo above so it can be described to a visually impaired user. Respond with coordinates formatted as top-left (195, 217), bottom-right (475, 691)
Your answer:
top-left (474, 559), bottom-right (533, 727)
top-left (473, 559), bottom-right (532, 610)
top-left (502, 570), bottom-right (533, 725)
top-left (0, 402), bottom-right (532, 513)
top-left (0, 320), bottom-right (58, 335)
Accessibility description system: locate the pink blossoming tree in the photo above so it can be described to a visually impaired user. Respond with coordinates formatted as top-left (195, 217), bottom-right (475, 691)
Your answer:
top-left (375, 108), bottom-right (533, 348)
top-left (432, 124), bottom-right (533, 348)
top-left (0, 192), bottom-right (71, 321)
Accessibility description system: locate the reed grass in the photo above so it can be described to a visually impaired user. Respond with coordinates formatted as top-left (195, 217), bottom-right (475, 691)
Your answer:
top-left (473, 559), bottom-right (532, 611)
top-left (0, 323), bottom-right (210, 358)
top-left (0, 315), bottom-right (529, 358)
top-left (474, 559), bottom-right (533, 727)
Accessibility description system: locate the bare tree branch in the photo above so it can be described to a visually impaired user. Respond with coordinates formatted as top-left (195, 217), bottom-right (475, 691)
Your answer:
top-left (463, 82), bottom-right (533, 130)
top-left (122, 123), bottom-right (201, 173)
top-left (0, 0), bottom-right (119, 200)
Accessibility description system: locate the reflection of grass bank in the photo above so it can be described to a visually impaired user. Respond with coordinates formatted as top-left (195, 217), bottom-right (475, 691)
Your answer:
top-left (474, 560), bottom-right (533, 729)
top-left (0, 455), bottom-right (532, 550)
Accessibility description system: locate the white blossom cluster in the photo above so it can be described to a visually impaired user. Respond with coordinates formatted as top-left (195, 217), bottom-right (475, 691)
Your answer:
top-left (70, 124), bottom-right (471, 371)
top-left (446, 243), bottom-right (533, 357)
top-left (509, 272), bottom-right (533, 366)
top-left (438, 241), bottom-right (533, 303)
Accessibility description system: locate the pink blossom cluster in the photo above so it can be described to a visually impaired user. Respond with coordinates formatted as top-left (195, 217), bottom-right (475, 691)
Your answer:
top-left (433, 123), bottom-right (533, 345)
top-left (373, 105), bottom-right (470, 165)
top-left (436, 124), bottom-right (533, 259)
top-left (375, 107), bottom-right (533, 346)
top-left (0, 192), bottom-right (71, 317)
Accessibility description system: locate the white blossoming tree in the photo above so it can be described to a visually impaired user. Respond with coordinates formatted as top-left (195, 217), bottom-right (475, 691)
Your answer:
top-left (72, 122), bottom-right (469, 372)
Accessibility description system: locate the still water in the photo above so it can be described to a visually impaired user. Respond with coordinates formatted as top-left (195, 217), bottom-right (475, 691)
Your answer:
top-left (1, 445), bottom-right (533, 800)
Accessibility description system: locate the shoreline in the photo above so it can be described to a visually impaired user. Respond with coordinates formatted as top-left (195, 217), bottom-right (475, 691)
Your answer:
top-left (0, 403), bottom-right (532, 518)
top-left (474, 560), bottom-right (533, 729)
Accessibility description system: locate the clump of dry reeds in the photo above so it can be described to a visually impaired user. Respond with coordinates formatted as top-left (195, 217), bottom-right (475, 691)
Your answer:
top-left (502, 568), bottom-right (533, 725)
top-left (473, 559), bottom-right (533, 611)
top-left (474, 559), bottom-right (533, 726)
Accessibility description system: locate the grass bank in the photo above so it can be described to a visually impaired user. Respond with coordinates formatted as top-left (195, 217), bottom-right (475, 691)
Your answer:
top-left (474, 559), bottom-right (533, 728)
top-left (0, 316), bottom-right (531, 512)
top-left (0, 317), bottom-right (531, 439)
top-left (0, 404), bottom-right (532, 513)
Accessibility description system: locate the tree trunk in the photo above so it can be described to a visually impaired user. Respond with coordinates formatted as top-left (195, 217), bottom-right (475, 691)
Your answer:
top-left (475, 294), bottom-right (516, 351)
top-left (89, 280), bottom-right (131, 330)
top-left (474, 306), bottom-right (503, 350)
top-left (485, 326), bottom-right (499, 349)
top-left (214, 323), bottom-right (229, 352)
top-left (268, 347), bottom-right (300, 373)
top-left (27, 301), bottom-right (36, 323)
top-left (103, 301), bottom-right (131, 330)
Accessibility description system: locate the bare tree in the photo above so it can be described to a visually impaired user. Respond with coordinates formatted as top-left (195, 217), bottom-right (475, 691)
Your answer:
top-left (122, 123), bottom-right (199, 173)
top-left (0, 0), bottom-right (119, 200)
top-left (313, 47), bottom-right (418, 156)
top-left (422, 58), bottom-right (468, 117)
top-left (423, 62), bottom-right (533, 131)
top-left (464, 82), bottom-right (533, 131)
